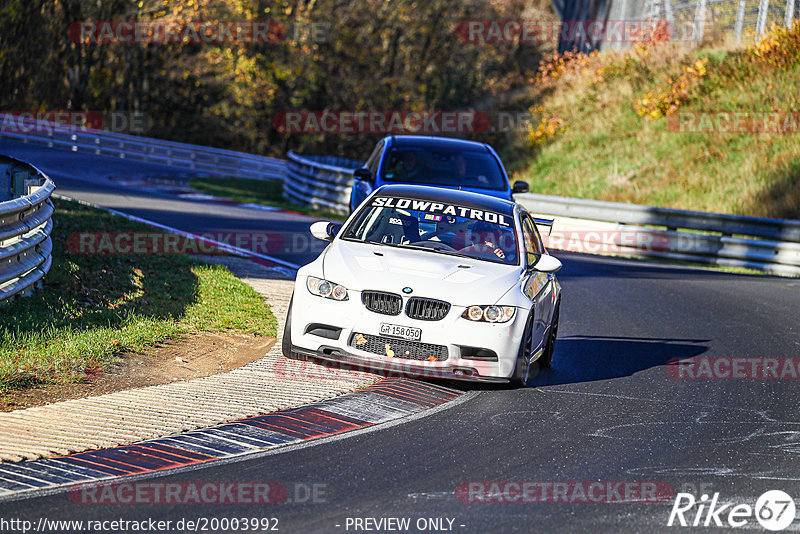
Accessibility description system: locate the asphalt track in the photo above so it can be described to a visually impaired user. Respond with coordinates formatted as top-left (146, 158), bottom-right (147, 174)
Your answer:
top-left (1, 140), bottom-right (800, 533)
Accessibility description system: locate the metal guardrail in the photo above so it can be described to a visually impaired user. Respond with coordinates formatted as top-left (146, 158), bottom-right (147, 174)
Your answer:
top-left (284, 151), bottom-right (361, 213)
top-left (517, 193), bottom-right (800, 277)
top-left (0, 156), bottom-right (55, 303)
top-left (0, 115), bottom-right (286, 181)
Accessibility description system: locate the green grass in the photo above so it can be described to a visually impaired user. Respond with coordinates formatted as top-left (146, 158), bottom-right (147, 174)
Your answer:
top-left (0, 198), bottom-right (277, 392)
top-left (190, 176), bottom-right (347, 221)
top-left (516, 33), bottom-right (800, 220)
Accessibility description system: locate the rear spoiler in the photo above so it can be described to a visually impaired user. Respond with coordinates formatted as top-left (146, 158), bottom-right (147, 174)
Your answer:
top-left (533, 216), bottom-right (554, 236)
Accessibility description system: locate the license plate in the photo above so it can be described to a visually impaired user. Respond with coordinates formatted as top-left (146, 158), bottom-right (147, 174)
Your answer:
top-left (380, 323), bottom-right (422, 341)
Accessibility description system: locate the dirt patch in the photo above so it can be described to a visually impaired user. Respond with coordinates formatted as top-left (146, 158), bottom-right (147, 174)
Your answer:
top-left (0, 332), bottom-right (275, 412)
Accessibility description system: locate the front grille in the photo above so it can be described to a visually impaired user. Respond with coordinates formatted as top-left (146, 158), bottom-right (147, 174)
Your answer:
top-left (350, 333), bottom-right (448, 361)
top-left (405, 297), bottom-right (451, 321)
top-left (362, 291), bottom-right (402, 315)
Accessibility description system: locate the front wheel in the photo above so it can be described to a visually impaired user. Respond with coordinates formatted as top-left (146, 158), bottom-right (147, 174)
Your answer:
top-left (282, 294), bottom-right (308, 361)
top-left (539, 300), bottom-right (560, 369)
top-left (510, 312), bottom-right (534, 387)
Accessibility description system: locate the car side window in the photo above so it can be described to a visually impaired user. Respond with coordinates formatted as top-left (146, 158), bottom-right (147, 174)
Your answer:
top-left (366, 141), bottom-right (384, 176)
top-left (521, 216), bottom-right (542, 266)
top-left (527, 215), bottom-right (545, 252)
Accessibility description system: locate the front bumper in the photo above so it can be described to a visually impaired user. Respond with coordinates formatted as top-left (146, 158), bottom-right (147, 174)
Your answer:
top-left (288, 344), bottom-right (509, 383)
top-left (290, 287), bottom-right (528, 381)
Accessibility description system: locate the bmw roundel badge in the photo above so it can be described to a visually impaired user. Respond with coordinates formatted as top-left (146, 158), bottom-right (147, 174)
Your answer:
top-left (402, 287), bottom-right (413, 294)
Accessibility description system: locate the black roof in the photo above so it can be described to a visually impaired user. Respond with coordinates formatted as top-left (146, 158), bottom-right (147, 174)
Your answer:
top-left (372, 184), bottom-right (515, 216)
top-left (388, 135), bottom-right (489, 153)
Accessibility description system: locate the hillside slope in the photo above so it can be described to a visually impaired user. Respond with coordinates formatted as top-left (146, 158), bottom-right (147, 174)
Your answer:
top-left (517, 23), bottom-right (800, 219)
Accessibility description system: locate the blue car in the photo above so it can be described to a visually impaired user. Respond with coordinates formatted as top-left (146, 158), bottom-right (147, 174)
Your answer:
top-left (349, 135), bottom-right (529, 213)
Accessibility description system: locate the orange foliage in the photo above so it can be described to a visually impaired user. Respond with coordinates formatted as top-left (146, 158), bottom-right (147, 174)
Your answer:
top-left (633, 59), bottom-right (708, 119)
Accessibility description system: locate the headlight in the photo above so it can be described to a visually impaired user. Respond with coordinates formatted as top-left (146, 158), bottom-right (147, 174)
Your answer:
top-left (462, 305), bottom-right (516, 323)
top-left (307, 276), bottom-right (348, 300)
top-left (485, 306), bottom-right (501, 322)
top-left (467, 305), bottom-right (484, 321)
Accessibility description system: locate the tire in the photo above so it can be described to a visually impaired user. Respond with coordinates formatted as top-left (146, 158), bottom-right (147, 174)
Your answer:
top-left (510, 312), bottom-right (534, 387)
top-left (539, 300), bottom-right (560, 369)
top-left (282, 295), bottom-right (308, 361)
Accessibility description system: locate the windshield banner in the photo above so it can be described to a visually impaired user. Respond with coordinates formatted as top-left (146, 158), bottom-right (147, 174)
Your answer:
top-left (371, 197), bottom-right (511, 227)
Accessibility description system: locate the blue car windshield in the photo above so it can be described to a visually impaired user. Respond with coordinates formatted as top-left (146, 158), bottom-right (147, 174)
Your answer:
top-left (380, 147), bottom-right (507, 191)
top-left (342, 196), bottom-right (519, 265)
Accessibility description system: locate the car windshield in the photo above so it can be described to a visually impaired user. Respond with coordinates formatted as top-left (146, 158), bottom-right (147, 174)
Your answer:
top-left (342, 196), bottom-right (518, 265)
top-left (381, 146), bottom-right (507, 190)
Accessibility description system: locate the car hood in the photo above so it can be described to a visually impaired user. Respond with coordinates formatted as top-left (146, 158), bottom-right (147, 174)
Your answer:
top-left (322, 239), bottom-right (521, 306)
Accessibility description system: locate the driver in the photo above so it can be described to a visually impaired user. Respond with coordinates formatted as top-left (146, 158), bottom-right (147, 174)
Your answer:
top-left (398, 151), bottom-right (423, 180)
top-left (438, 217), bottom-right (505, 259)
top-left (454, 154), bottom-right (468, 179)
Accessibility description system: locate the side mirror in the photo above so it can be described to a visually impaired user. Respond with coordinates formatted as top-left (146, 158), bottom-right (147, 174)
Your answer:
top-left (310, 221), bottom-right (340, 241)
top-left (353, 167), bottom-right (373, 183)
top-left (529, 253), bottom-right (562, 273)
top-left (512, 180), bottom-right (530, 194)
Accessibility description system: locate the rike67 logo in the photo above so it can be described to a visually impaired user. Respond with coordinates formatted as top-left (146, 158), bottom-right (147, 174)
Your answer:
top-left (668, 490), bottom-right (796, 531)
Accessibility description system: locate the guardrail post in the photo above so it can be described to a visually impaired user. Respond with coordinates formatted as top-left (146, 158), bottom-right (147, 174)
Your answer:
top-left (756, 0), bottom-right (770, 36)
top-left (664, 0), bottom-right (675, 27)
top-left (735, 0), bottom-right (746, 43)
top-left (0, 166), bottom-right (10, 202)
top-left (12, 170), bottom-right (27, 198)
top-left (692, 0), bottom-right (708, 45)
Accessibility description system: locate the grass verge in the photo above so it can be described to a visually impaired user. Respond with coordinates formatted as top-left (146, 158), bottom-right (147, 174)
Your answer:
top-left (190, 176), bottom-right (347, 221)
top-left (517, 25), bottom-right (800, 220)
top-left (0, 198), bottom-right (277, 392)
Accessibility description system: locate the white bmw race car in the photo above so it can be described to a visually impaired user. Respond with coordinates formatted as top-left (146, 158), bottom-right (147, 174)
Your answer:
top-left (282, 184), bottom-right (562, 385)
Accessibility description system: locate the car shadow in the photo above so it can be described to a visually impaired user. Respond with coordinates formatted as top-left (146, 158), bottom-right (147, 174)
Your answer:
top-left (526, 335), bottom-right (709, 386)
top-left (297, 334), bottom-right (709, 392)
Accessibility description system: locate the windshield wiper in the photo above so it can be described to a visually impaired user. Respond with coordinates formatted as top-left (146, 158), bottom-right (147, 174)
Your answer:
top-left (401, 243), bottom-right (453, 253)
